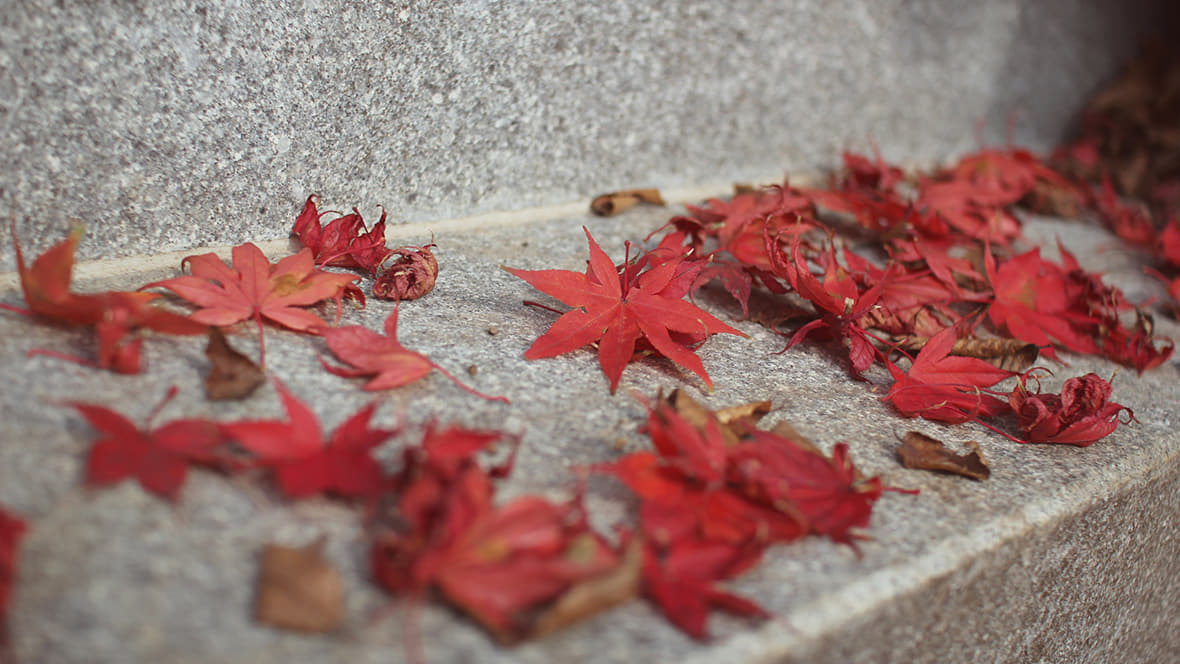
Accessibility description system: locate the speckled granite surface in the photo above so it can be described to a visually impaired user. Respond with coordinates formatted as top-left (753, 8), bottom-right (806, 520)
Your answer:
top-left (1, 205), bottom-right (1178, 663)
top-left (0, 0), bottom-right (1169, 269)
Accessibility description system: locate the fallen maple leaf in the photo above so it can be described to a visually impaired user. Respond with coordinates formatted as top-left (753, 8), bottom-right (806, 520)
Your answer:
top-left (255, 537), bottom-right (345, 634)
top-left (1, 222), bottom-right (206, 373)
top-left (141, 242), bottom-right (359, 366)
top-left (768, 240), bottom-right (891, 379)
top-left (291, 194), bottom-right (391, 274)
top-left (69, 388), bottom-right (227, 501)
top-left (504, 228), bottom-right (745, 393)
top-left (984, 245), bottom-right (1100, 359)
top-left (220, 379), bottom-right (397, 499)
top-left (897, 335), bottom-right (1039, 373)
top-left (884, 326), bottom-right (1015, 424)
top-left (1008, 373), bottom-right (1135, 446)
top-left (642, 537), bottom-right (768, 640)
top-left (318, 308), bottom-right (507, 402)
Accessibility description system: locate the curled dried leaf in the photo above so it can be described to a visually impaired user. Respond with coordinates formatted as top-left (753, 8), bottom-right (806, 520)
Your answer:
top-left (255, 537), bottom-right (344, 634)
top-left (590, 189), bottom-right (665, 216)
top-left (204, 329), bottom-right (265, 401)
top-left (524, 537), bottom-right (643, 641)
top-left (373, 244), bottom-right (439, 301)
top-left (896, 431), bottom-right (990, 480)
top-left (662, 390), bottom-right (770, 447)
top-left (900, 335), bottom-right (1039, 373)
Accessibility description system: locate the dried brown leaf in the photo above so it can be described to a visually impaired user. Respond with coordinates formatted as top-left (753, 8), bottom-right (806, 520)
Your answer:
top-left (715, 399), bottom-right (772, 431)
top-left (590, 189), bottom-right (665, 216)
top-left (524, 537), bottom-right (642, 641)
top-left (255, 537), bottom-right (345, 634)
top-left (897, 431), bottom-right (990, 480)
top-left (1021, 180), bottom-right (1083, 219)
top-left (204, 328), bottom-right (265, 400)
top-left (900, 335), bottom-right (1039, 373)
top-left (663, 389), bottom-right (769, 446)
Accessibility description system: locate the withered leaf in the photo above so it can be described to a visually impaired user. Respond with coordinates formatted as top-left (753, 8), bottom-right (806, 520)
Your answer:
top-left (663, 389), bottom-right (770, 447)
top-left (204, 328), bottom-right (265, 400)
top-left (1020, 180), bottom-right (1083, 219)
top-left (900, 335), bottom-right (1039, 373)
top-left (255, 537), bottom-right (345, 633)
top-left (524, 537), bottom-right (642, 641)
top-left (896, 431), bottom-right (990, 480)
top-left (373, 244), bottom-right (438, 301)
top-left (715, 399), bottom-right (772, 437)
top-left (590, 189), bottom-right (665, 216)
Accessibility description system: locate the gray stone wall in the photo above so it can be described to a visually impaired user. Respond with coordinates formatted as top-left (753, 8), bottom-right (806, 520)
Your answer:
top-left (0, 0), bottom-right (1167, 269)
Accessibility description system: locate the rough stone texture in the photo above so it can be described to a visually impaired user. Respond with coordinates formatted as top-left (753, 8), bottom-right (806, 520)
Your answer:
top-left (0, 0), bottom-right (1171, 269)
top-left (1, 206), bottom-right (1178, 663)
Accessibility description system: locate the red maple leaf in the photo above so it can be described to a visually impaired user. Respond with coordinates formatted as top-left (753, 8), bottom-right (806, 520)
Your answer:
top-left (69, 388), bottom-right (227, 501)
top-left (291, 194), bottom-right (391, 273)
top-left (984, 245), bottom-right (1100, 359)
top-left (504, 228), bottom-right (745, 393)
top-left (946, 145), bottom-right (1069, 208)
top-left (220, 379), bottom-right (398, 499)
top-left (1008, 373), bottom-right (1135, 446)
top-left (0, 505), bottom-right (26, 624)
top-left (318, 308), bottom-right (507, 402)
top-left (1, 223), bottom-right (206, 373)
top-left (142, 242), bottom-right (359, 365)
top-left (1094, 177), bottom-right (1155, 247)
top-left (371, 423), bottom-right (623, 647)
top-left (642, 536), bottom-right (767, 640)
top-left (916, 177), bottom-right (1023, 245)
top-left (600, 393), bottom-right (903, 637)
top-left (728, 433), bottom-right (887, 546)
top-left (769, 240), bottom-right (891, 378)
top-left (883, 327), bottom-right (1015, 423)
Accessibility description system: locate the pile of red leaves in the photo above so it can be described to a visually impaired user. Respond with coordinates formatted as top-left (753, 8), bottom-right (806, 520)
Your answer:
top-left (1050, 45), bottom-right (1180, 319)
top-left (600, 390), bottom-right (898, 638)
top-left (606, 143), bottom-right (1164, 445)
top-left (291, 195), bottom-right (440, 301)
top-left (370, 424), bottom-right (635, 646)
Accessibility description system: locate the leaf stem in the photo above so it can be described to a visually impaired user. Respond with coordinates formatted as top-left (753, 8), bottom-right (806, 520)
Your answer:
top-left (254, 310), bottom-right (267, 368)
top-left (430, 362), bottom-right (510, 403)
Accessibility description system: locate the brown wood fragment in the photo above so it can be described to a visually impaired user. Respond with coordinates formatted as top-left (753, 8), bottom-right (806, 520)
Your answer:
top-left (255, 537), bottom-right (345, 633)
top-left (204, 328), bottom-right (265, 400)
top-left (590, 189), bottom-right (665, 216)
top-left (897, 431), bottom-right (990, 480)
